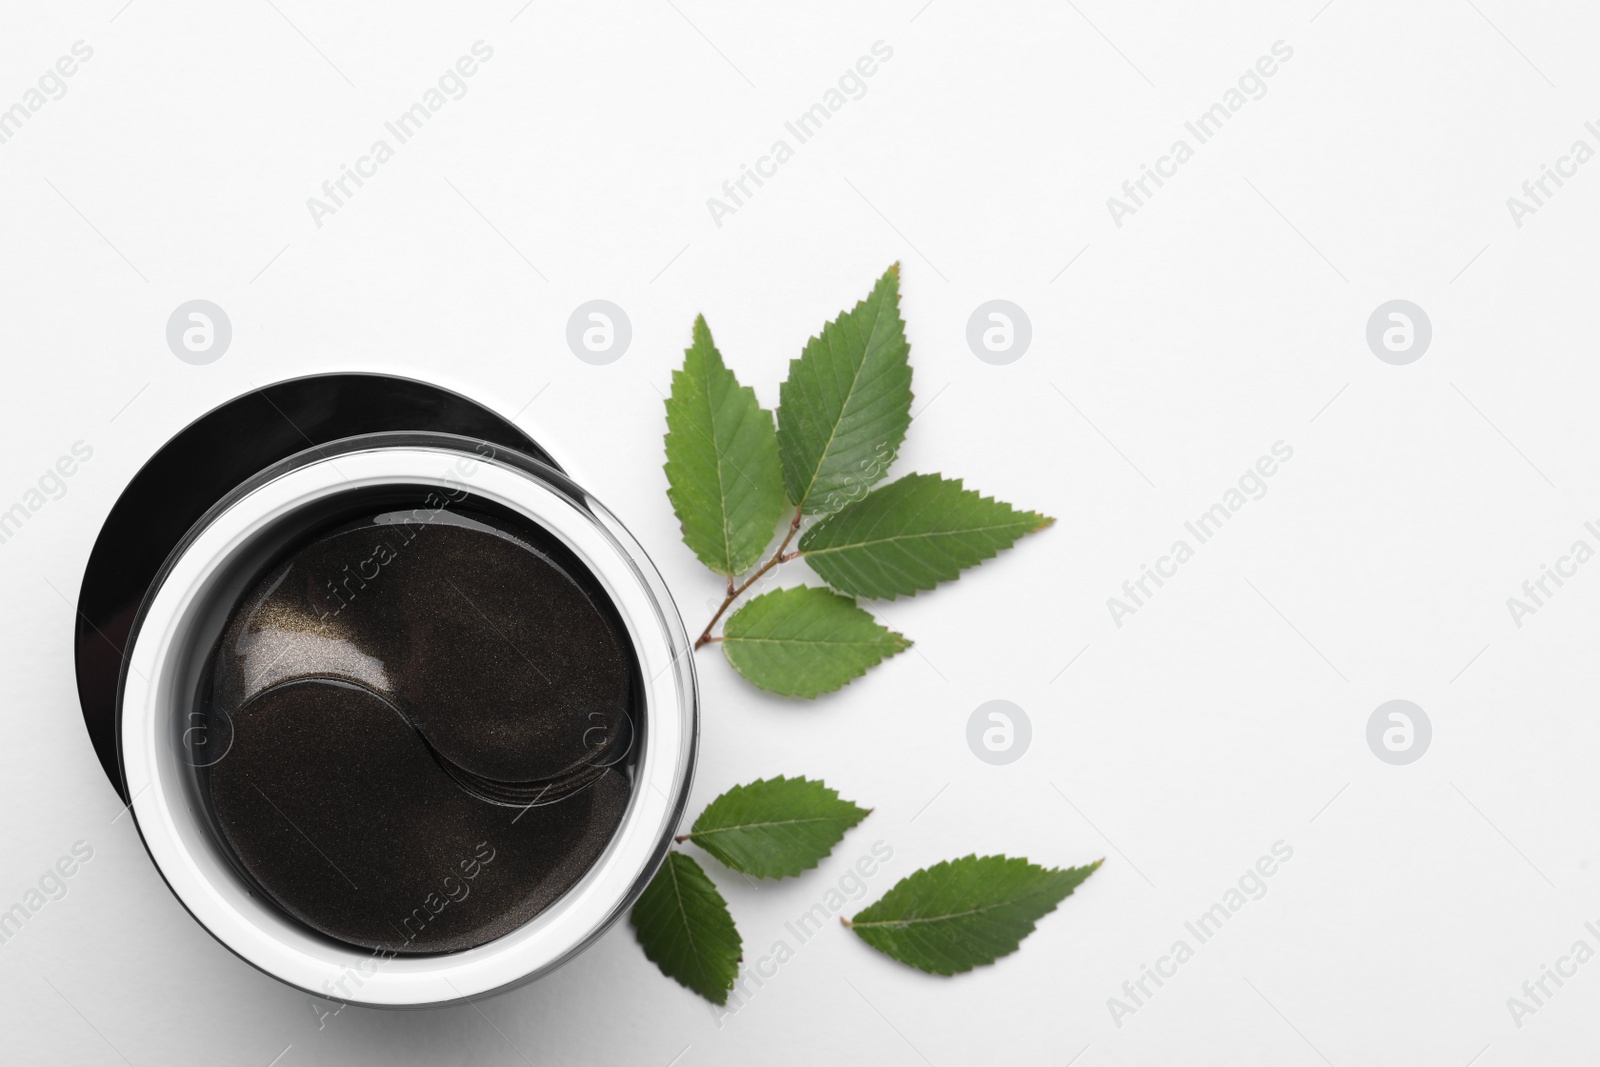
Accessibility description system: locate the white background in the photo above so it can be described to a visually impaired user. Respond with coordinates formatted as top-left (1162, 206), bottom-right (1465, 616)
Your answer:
top-left (1, 0), bottom-right (1597, 1063)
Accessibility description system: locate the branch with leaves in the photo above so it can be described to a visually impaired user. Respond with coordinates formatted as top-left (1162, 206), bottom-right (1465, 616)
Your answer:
top-left (662, 263), bottom-right (1054, 695)
top-left (631, 776), bottom-right (1102, 1003)
top-left (632, 268), bottom-right (1099, 1004)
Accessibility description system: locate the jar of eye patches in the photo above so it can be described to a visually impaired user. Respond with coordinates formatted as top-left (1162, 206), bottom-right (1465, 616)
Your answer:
top-left (74, 375), bottom-right (697, 1006)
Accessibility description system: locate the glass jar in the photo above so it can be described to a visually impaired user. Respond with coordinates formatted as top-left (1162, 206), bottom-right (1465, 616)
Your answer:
top-left (76, 377), bottom-right (696, 1006)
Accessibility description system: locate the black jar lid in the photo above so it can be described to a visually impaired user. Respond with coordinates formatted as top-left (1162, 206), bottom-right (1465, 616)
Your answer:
top-left (73, 373), bottom-right (552, 800)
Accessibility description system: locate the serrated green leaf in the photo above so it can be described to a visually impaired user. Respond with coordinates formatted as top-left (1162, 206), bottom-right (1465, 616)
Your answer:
top-left (777, 265), bottom-right (912, 515)
top-left (720, 586), bottom-right (909, 698)
top-left (664, 315), bottom-right (787, 576)
top-left (846, 855), bottom-right (1101, 975)
top-left (684, 776), bottom-right (870, 878)
top-left (798, 473), bottom-right (1053, 600)
top-left (630, 851), bottom-right (743, 1004)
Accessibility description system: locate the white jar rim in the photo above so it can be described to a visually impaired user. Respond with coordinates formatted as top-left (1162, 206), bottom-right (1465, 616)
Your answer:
top-left (118, 436), bottom-right (697, 1007)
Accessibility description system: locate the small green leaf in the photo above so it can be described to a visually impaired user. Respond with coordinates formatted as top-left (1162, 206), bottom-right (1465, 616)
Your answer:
top-left (721, 587), bottom-right (909, 698)
top-left (630, 852), bottom-right (743, 1004)
top-left (777, 265), bottom-right (912, 515)
top-left (798, 473), bottom-right (1053, 600)
top-left (683, 776), bottom-right (870, 878)
top-left (845, 855), bottom-right (1101, 975)
top-left (664, 315), bottom-right (787, 576)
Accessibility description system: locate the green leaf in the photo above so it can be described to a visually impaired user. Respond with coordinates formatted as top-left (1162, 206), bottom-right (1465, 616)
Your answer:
top-left (664, 315), bottom-right (787, 576)
top-left (777, 265), bottom-right (912, 515)
top-left (683, 776), bottom-right (870, 878)
top-left (798, 473), bottom-right (1053, 600)
top-left (630, 852), bottom-right (743, 1004)
top-left (845, 855), bottom-right (1101, 975)
top-left (720, 586), bottom-right (910, 698)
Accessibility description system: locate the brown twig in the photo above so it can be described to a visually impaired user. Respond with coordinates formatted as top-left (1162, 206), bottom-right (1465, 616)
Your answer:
top-left (693, 506), bottom-right (804, 649)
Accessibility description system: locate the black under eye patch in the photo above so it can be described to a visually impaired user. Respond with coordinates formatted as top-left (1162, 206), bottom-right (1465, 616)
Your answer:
top-left (202, 507), bottom-right (636, 954)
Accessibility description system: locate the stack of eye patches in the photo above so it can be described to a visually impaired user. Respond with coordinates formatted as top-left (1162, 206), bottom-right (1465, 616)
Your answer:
top-left (203, 505), bottom-right (637, 954)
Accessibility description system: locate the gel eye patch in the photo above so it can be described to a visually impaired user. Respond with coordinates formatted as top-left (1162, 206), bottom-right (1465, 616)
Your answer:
top-left (202, 505), bottom-right (636, 954)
